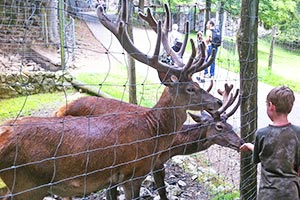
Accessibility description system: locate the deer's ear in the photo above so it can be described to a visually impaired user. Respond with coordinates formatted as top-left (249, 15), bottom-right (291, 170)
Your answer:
top-left (188, 111), bottom-right (211, 124)
top-left (188, 112), bottom-right (201, 122)
top-left (158, 72), bottom-right (179, 86)
top-left (170, 75), bottom-right (179, 83)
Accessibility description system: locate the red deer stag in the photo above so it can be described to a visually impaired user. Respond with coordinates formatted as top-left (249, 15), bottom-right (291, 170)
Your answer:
top-left (0, 1), bottom-right (222, 200)
top-left (54, 84), bottom-right (243, 200)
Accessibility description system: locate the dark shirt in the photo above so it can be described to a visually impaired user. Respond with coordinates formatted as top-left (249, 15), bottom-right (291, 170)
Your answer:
top-left (253, 123), bottom-right (300, 199)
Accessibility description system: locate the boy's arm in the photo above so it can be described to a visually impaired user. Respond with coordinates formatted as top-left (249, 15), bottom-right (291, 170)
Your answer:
top-left (240, 143), bottom-right (254, 152)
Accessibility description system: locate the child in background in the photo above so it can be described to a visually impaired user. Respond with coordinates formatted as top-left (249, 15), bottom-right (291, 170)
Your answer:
top-left (196, 31), bottom-right (207, 83)
top-left (169, 24), bottom-right (182, 52)
top-left (240, 86), bottom-right (300, 199)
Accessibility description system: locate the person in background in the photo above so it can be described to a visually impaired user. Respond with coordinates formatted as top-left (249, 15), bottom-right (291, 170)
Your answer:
top-left (204, 20), bottom-right (217, 78)
top-left (196, 31), bottom-right (207, 83)
top-left (240, 86), bottom-right (300, 199)
top-left (169, 24), bottom-right (182, 52)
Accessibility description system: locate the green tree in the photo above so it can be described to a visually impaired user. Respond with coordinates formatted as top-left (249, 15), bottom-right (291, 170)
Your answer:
top-left (259, 0), bottom-right (299, 30)
top-left (159, 0), bottom-right (195, 10)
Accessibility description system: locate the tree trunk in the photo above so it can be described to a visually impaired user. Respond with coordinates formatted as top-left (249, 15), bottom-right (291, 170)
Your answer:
top-left (204, 0), bottom-right (211, 34)
top-left (268, 26), bottom-right (277, 70)
top-left (237, 0), bottom-right (259, 199)
top-left (138, 0), bottom-right (144, 13)
top-left (218, 0), bottom-right (225, 35)
top-left (127, 1), bottom-right (137, 104)
top-left (42, 0), bottom-right (59, 45)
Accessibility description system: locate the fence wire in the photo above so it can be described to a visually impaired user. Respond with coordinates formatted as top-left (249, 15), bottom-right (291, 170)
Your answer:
top-left (0, 0), bottom-right (299, 200)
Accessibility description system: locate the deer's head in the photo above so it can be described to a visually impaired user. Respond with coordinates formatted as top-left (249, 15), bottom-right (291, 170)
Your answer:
top-left (188, 84), bottom-right (244, 151)
top-left (97, 0), bottom-right (222, 112)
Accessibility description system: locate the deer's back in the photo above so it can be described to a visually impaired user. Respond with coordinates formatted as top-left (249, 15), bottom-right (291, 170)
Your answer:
top-left (0, 114), bottom-right (174, 197)
top-left (54, 96), bottom-right (147, 117)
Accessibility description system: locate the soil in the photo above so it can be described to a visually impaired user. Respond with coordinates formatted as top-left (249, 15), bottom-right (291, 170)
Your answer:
top-left (1, 19), bottom-right (241, 200)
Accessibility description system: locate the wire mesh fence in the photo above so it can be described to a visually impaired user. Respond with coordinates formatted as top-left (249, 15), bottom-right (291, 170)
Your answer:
top-left (0, 0), bottom-right (299, 200)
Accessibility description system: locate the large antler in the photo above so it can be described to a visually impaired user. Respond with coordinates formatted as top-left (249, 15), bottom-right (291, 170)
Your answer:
top-left (138, 4), bottom-right (211, 75)
top-left (210, 83), bottom-right (240, 120)
top-left (96, 0), bottom-right (216, 83)
top-left (138, 5), bottom-right (188, 67)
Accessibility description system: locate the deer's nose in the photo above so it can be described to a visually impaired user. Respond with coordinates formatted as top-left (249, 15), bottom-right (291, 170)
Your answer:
top-left (240, 139), bottom-right (245, 146)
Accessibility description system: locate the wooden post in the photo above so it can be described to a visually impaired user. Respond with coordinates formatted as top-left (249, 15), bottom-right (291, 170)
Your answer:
top-left (237, 0), bottom-right (259, 199)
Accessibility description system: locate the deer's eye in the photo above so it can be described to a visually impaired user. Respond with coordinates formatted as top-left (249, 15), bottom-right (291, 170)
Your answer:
top-left (215, 122), bottom-right (224, 131)
top-left (186, 87), bottom-right (196, 94)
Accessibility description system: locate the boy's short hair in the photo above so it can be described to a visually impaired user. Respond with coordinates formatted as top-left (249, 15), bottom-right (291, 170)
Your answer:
top-left (267, 86), bottom-right (295, 114)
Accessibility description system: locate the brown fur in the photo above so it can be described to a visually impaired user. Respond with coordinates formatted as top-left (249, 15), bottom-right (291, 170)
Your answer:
top-left (54, 96), bottom-right (243, 200)
top-left (0, 82), bottom-right (221, 200)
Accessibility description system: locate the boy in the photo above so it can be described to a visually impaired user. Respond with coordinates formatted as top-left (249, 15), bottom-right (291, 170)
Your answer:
top-left (240, 86), bottom-right (300, 199)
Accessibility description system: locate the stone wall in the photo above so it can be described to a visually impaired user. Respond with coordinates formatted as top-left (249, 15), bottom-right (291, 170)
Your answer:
top-left (0, 71), bottom-right (73, 99)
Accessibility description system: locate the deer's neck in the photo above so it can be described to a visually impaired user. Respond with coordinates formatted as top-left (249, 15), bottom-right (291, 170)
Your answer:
top-left (148, 88), bottom-right (188, 132)
top-left (169, 124), bottom-right (211, 156)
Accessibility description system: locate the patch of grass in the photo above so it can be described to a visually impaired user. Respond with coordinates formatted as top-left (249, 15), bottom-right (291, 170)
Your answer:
top-left (0, 90), bottom-right (77, 123)
top-left (212, 191), bottom-right (240, 200)
top-left (74, 65), bottom-right (165, 108)
top-left (218, 38), bottom-right (300, 92)
top-left (0, 181), bottom-right (6, 189)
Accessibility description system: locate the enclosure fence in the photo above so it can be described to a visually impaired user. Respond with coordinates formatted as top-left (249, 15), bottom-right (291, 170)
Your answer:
top-left (0, 0), bottom-right (299, 200)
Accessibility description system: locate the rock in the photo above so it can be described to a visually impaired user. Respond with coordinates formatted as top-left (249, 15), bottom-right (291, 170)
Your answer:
top-left (191, 175), bottom-right (198, 181)
top-left (177, 180), bottom-right (187, 188)
top-left (167, 184), bottom-right (182, 197)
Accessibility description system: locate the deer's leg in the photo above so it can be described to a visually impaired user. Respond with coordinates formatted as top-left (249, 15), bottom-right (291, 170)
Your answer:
top-left (106, 187), bottom-right (118, 200)
top-left (153, 165), bottom-right (168, 200)
top-left (0, 187), bottom-right (10, 200)
top-left (3, 188), bottom-right (48, 200)
top-left (1, 171), bottom-right (48, 200)
top-left (123, 179), bottom-right (143, 200)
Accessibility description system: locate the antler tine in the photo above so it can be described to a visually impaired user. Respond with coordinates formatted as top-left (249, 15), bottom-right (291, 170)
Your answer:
top-left (216, 92), bottom-right (234, 116)
top-left (179, 38), bottom-right (197, 80)
top-left (139, 4), bottom-right (186, 68)
top-left (208, 83), bottom-right (236, 119)
top-left (97, 0), bottom-right (183, 76)
top-left (223, 91), bottom-right (241, 119)
top-left (217, 86), bottom-right (240, 117)
top-left (206, 80), bottom-right (213, 92)
top-left (138, 8), bottom-right (158, 32)
top-left (218, 83), bottom-right (234, 103)
top-left (177, 22), bottom-right (189, 58)
top-left (185, 46), bottom-right (216, 76)
top-left (193, 41), bottom-right (206, 65)
top-left (186, 41), bottom-right (206, 75)
top-left (120, 0), bottom-right (128, 23)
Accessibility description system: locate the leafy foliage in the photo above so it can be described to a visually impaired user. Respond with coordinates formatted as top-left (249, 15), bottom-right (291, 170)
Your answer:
top-left (259, 0), bottom-right (300, 30)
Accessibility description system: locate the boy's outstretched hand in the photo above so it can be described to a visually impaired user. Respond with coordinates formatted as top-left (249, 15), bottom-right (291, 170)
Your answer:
top-left (240, 143), bottom-right (254, 152)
